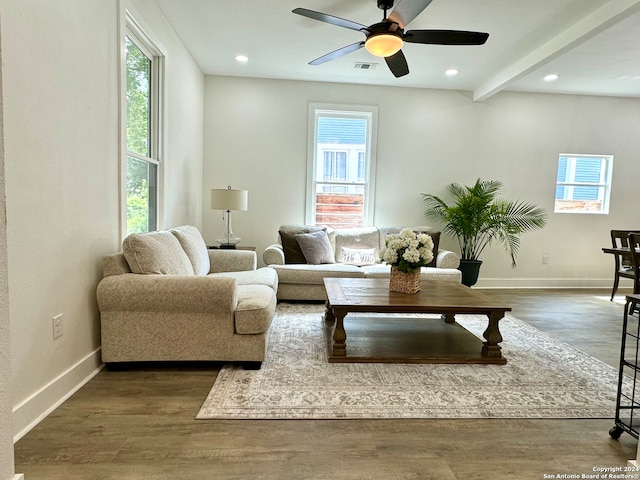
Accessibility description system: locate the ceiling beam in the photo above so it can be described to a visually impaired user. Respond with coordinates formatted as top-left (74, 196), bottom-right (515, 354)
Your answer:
top-left (473, 0), bottom-right (640, 101)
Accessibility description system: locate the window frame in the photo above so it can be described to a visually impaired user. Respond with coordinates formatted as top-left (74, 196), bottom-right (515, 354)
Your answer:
top-left (305, 104), bottom-right (378, 227)
top-left (119, 8), bottom-right (165, 237)
top-left (323, 150), bottom-right (348, 181)
top-left (554, 153), bottom-right (613, 215)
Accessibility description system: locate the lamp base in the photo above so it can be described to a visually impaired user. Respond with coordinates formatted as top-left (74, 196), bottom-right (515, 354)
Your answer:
top-left (215, 234), bottom-right (241, 247)
top-left (215, 209), bottom-right (241, 249)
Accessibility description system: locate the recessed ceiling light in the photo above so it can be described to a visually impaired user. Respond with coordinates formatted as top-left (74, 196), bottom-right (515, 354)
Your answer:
top-left (235, 55), bottom-right (249, 63)
top-left (543, 73), bottom-right (559, 82)
top-left (445, 68), bottom-right (459, 77)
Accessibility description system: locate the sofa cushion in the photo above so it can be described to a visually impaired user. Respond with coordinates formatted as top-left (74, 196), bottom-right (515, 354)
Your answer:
top-left (123, 231), bottom-right (194, 275)
top-left (235, 285), bottom-right (277, 335)
top-left (419, 267), bottom-right (462, 283)
top-left (271, 263), bottom-right (364, 285)
top-left (296, 229), bottom-right (335, 265)
top-left (171, 225), bottom-right (210, 275)
top-left (334, 227), bottom-right (380, 263)
top-left (360, 264), bottom-right (392, 278)
top-left (341, 247), bottom-right (376, 266)
top-left (361, 264), bottom-right (461, 283)
top-left (209, 267), bottom-right (278, 291)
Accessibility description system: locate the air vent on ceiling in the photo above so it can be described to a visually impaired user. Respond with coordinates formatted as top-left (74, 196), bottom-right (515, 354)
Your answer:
top-left (355, 62), bottom-right (378, 70)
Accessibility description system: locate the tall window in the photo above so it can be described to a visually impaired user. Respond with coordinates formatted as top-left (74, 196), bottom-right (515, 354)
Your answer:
top-left (306, 105), bottom-right (378, 228)
top-left (123, 17), bottom-right (163, 235)
top-left (554, 154), bottom-right (613, 214)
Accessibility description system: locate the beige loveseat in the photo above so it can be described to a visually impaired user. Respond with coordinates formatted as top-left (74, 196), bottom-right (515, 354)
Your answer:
top-left (263, 225), bottom-right (461, 301)
top-left (97, 225), bottom-right (278, 369)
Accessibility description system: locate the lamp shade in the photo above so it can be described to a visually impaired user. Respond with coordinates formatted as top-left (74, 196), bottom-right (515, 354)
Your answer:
top-left (211, 188), bottom-right (248, 211)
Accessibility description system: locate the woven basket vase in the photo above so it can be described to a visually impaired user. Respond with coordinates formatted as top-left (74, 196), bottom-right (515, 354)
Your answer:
top-left (389, 266), bottom-right (421, 294)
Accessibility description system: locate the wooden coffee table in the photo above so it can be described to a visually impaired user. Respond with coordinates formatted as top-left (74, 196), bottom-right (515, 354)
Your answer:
top-left (323, 278), bottom-right (511, 364)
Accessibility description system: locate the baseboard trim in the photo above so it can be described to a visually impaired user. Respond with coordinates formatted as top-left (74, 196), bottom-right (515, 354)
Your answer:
top-left (12, 348), bottom-right (103, 443)
top-left (474, 278), bottom-right (614, 289)
top-left (14, 474), bottom-right (24, 480)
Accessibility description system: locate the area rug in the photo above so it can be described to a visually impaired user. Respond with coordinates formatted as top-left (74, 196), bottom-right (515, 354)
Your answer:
top-left (197, 303), bottom-right (620, 419)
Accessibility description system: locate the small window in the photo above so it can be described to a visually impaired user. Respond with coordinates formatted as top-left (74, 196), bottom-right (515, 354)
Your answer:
top-left (323, 151), bottom-right (348, 181)
top-left (306, 104), bottom-right (378, 228)
top-left (357, 152), bottom-right (365, 182)
top-left (554, 154), bottom-right (613, 214)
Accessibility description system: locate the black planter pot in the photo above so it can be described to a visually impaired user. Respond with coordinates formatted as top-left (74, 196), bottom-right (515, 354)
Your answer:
top-left (458, 259), bottom-right (483, 287)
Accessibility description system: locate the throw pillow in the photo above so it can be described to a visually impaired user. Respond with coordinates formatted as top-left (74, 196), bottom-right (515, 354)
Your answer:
top-left (341, 247), bottom-right (376, 266)
top-left (123, 231), bottom-right (195, 275)
top-left (333, 227), bottom-right (380, 263)
top-left (170, 225), bottom-right (211, 275)
top-left (295, 229), bottom-right (335, 265)
top-left (425, 231), bottom-right (441, 267)
top-left (279, 229), bottom-right (319, 264)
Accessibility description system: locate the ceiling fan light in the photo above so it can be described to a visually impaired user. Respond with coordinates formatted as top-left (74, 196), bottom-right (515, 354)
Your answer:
top-left (365, 34), bottom-right (403, 57)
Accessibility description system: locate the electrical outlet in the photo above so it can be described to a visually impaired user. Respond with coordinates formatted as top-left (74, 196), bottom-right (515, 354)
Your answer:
top-left (542, 254), bottom-right (549, 265)
top-left (52, 313), bottom-right (63, 339)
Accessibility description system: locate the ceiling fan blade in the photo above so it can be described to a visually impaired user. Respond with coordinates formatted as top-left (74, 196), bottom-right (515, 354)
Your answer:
top-left (388, 0), bottom-right (433, 29)
top-left (404, 30), bottom-right (489, 45)
top-left (293, 8), bottom-right (367, 32)
top-left (309, 41), bottom-right (365, 65)
top-left (384, 50), bottom-right (409, 78)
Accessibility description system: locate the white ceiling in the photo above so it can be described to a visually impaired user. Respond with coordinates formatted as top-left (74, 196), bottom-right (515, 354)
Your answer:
top-left (155, 0), bottom-right (640, 100)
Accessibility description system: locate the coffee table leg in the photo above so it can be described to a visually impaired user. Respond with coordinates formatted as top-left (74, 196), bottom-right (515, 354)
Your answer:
top-left (441, 313), bottom-right (455, 324)
top-left (332, 311), bottom-right (347, 357)
top-left (482, 311), bottom-right (504, 358)
top-left (324, 301), bottom-right (335, 324)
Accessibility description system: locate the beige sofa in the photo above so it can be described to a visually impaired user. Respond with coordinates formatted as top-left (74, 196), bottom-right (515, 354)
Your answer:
top-left (263, 225), bottom-right (461, 301)
top-left (97, 225), bottom-right (278, 369)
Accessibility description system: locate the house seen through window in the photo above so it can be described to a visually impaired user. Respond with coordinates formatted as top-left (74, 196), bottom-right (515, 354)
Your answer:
top-left (306, 105), bottom-right (377, 228)
top-left (554, 154), bottom-right (613, 214)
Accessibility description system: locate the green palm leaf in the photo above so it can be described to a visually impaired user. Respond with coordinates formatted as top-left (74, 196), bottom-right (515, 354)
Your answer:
top-left (422, 179), bottom-right (547, 267)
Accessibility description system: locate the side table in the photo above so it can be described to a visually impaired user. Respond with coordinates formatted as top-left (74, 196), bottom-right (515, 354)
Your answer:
top-left (207, 245), bottom-right (256, 251)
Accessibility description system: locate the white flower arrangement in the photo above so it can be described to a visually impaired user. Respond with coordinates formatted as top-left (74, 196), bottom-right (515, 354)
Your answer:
top-left (381, 228), bottom-right (434, 273)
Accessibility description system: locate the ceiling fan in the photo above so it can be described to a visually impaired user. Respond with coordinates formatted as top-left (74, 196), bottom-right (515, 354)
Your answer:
top-left (292, 0), bottom-right (489, 78)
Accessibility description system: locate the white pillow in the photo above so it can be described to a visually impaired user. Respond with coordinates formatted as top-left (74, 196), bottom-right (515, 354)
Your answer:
top-left (170, 225), bottom-right (210, 275)
top-left (341, 247), bottom-right (376, 266)
top-left (123, 231), bottom-right (195, 275)
top-left (295, 229), bottom-right (335, 265)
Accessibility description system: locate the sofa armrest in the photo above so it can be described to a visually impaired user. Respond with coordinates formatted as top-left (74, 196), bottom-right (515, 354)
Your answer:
top-left (263, 243), bottom-right (285, 265)
top-left (97, 274), bottom-right (238, 313)
top-left (436, 249), bottom-right (460, 269)
top-left (208, 249), bottom-right (257, 273)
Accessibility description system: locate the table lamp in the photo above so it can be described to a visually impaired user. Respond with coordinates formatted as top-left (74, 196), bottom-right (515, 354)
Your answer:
top-left (210, 186), bottom-right (248, 249)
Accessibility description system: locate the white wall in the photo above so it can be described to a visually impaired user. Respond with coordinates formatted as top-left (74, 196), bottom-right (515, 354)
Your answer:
top-left (0, 0), bottom-right (203, 440)
top-left (0, 12), bottom-right (17, 479)
top-left (202, 75), bottom-right (640, 288)
top-left (127, 0), bottom-right (204, 229)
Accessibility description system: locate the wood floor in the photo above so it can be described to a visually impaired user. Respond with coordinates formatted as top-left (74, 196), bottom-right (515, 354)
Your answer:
top-left (14, 289), bottom-right (640, 479)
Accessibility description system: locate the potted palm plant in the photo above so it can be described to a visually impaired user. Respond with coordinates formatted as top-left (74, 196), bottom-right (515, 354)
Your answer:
top-left (422, 179), bottom-right (547, 286)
